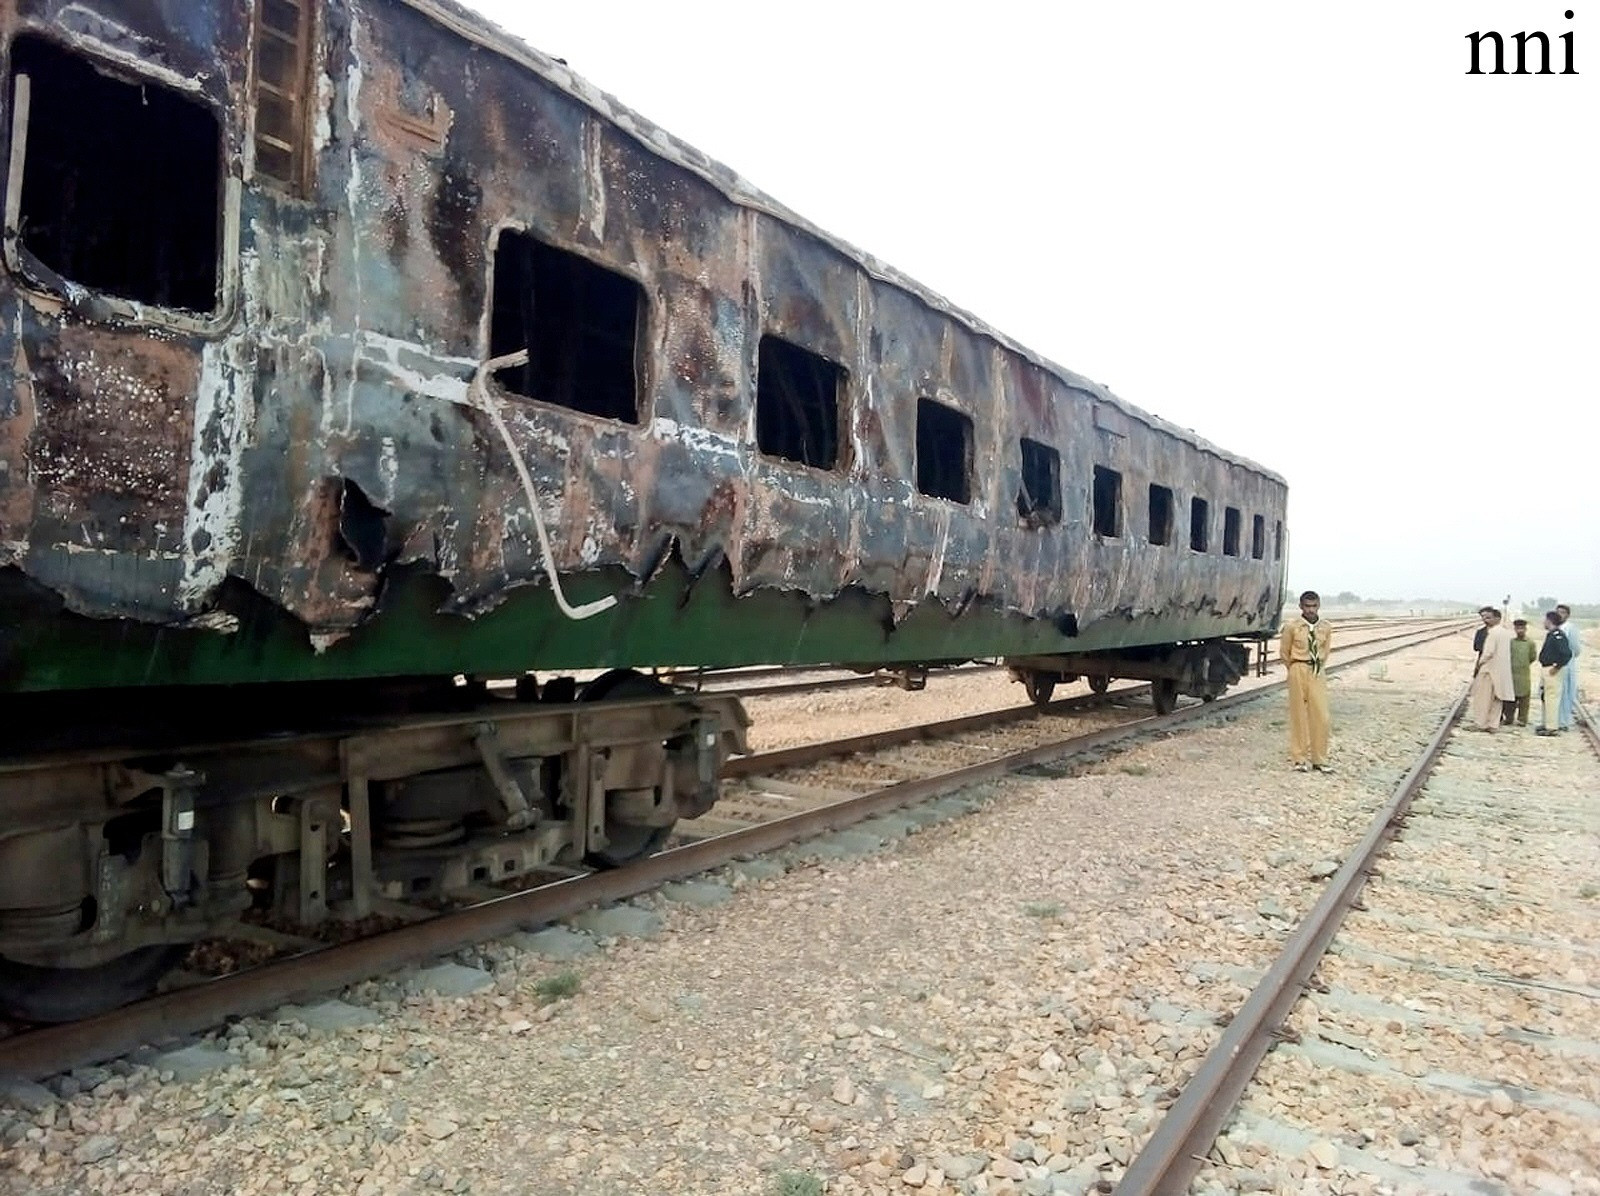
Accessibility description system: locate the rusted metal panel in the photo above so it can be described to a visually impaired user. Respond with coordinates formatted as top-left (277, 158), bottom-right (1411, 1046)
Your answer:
top-left (0, 0), bottom-right (1289, 679)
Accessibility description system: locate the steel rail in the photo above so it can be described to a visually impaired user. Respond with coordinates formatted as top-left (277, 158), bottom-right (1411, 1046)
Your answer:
top-left (1112, 684), bottom-right (1470, 1196)
top-left (719, 669), bottom-right (986, 700)
top-left (1576, 698), bottom-right (1600, 759)
top-left (0, 623), bottom-right (1466, 1081)
top-left (724, 682), bottom-right (1152, 777)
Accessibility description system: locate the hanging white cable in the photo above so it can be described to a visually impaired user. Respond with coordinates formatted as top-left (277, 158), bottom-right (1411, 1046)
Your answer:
top-left (465, 350), bottom-right (617, 621)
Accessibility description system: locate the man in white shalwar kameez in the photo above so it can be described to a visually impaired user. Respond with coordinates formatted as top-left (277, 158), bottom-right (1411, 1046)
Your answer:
top-left (1469, 608), bottom-right (1515, 733)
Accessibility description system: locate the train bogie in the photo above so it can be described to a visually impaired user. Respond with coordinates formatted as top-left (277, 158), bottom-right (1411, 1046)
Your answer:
top-left (0, 676), bottom-right (746, 1019)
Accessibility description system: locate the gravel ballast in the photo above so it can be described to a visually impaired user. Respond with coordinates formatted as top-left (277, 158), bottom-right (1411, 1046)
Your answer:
top-left (5, 631), bottom-right (1590, 1196)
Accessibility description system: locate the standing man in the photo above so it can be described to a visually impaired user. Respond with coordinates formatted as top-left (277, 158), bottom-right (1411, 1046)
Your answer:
top-left (1508, 619), bottom-right (1537, 728)
top-left (1473, 607), bottom-right (1494, 656)
top-left (1555, 604), bottom-right (1581, 731)
top-left (1468, 608), bottom-right (1515, 733)
top-left (1280, 590), bottom-right (1333, 772)
top-left (1536, 611), bottom-right (1574, 736)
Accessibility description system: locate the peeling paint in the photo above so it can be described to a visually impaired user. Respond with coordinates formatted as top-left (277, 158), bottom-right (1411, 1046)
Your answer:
top-left (0, 0), bottom-right (1287, 692)
top-left (178, 338), bottom-right (252, 611)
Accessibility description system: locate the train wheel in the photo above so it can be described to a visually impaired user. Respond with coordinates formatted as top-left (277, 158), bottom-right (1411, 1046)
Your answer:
top-left (1022, 671), bottom-right (1056, 706)
top-left (1152, 678), bottom-right (1180, 715)
top-left (0, 946), bottom-right (188, 1023)
top-left (1088, 675), bottom-right (1111, 695)
top-left (579, 670), bottom-right (679, 868)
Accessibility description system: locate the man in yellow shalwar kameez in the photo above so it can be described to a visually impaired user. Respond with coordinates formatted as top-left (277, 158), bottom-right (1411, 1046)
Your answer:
top-left (1279, 590), bottom-right (1334, 772)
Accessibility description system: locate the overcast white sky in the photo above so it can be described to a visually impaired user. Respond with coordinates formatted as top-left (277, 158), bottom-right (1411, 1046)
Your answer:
top-left (463, 0), bottom-right (1597, 604)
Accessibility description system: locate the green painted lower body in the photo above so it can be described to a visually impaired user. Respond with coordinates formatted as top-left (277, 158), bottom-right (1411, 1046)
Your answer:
top-left (1, 561), bottom-right (1271, 694)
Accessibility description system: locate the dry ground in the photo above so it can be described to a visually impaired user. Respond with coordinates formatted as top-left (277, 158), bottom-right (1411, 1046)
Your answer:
top-left (2, 628), bottom-right (1595, 1196)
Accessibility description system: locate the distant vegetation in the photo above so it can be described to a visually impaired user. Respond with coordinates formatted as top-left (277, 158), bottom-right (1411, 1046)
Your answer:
top-left (1530, 599), bottom-right (1600, 619)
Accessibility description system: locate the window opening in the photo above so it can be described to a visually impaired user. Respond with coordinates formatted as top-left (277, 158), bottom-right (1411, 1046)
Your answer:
top-left (1274, 520), bottom-right (1283, 560)
top-left (1017, 438), bottom-right (1061, 526)
top-left (755, 336), bottom-right (843, 469)
top-left (1223, 506), bottom-right (1242, 557)
top-left (1091, 466), bottom-right (1122, 538)
top-left (490, 230), bottom-right (643, 423)
top-left (1148, 484), bottom-right (1174, 546)
top-left (8, 36), bottom-right (222, 312)
top-left (253, 0), bottom-right (316, 191)
top-left (916, 398), bottom-right (973, 503)
top-left (1189, 497), bottom-right (1210, 552)
top-left (1251, 514), bottom-right (1265, 560)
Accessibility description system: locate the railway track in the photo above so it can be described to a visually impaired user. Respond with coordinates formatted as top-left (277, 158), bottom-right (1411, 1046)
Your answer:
top-left (1116, 697), bottom-right (1600, 1195)
top-left (699, 623), bottom-right (1468, 842)
top-left (0, 620), bottom-right (1468, 1082)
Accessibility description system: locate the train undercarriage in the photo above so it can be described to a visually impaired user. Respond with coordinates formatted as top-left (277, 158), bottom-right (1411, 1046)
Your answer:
top-left (1006, 637), bottom-right (1257, 711)
top-left (0, 670), bottom-right (747, 1021)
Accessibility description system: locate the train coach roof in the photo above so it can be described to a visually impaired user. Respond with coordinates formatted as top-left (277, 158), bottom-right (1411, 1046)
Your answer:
top-left (402, 0), bottom-right (1286, 488)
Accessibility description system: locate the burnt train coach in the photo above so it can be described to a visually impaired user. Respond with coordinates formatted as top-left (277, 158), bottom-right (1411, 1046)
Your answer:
top-left (0, 0), bottom-right (1286, 1017)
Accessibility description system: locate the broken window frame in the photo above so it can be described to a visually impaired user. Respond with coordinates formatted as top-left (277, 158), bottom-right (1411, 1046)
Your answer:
top-left (754, 334), bottom-right (848, 473)
top-left (1250, 514), bottom-right (1265, 560)
top-left (486, 224), bottom-right (649, 426)
top-left (1016, 437), bottom-right (1062, 527)
top-left (251, 0), bottom-right (319, 195)
top-left (1091, 465), bottom-right (1122, 539)
top-left (914, 396), bottom-right (974, 505)
top-left (1223, 506), bottom-right (1242, 557)
top-left (1148, 483), bottom-right (1175, 547)
top-left (2, 34), bottom-right (241, 333)
top-left (1189, 497), bottom-right (1210, 553)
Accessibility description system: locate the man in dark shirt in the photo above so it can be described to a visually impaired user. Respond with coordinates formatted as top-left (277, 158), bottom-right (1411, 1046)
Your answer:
top-left (1473, 607), bottom-right (1494, 656)
top-left (1535, 611), bottom-right (1574, 736)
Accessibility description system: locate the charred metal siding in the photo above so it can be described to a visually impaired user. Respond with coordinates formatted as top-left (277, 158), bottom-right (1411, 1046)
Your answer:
top-left (0, 0), bottom-right (1287, 689)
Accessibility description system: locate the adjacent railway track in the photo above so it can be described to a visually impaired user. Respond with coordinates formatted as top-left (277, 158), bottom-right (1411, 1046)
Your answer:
top-left (1116, 692), bottom-right (1600, 1195)
top-left (0, 620), bottom-right (1470, 1082)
